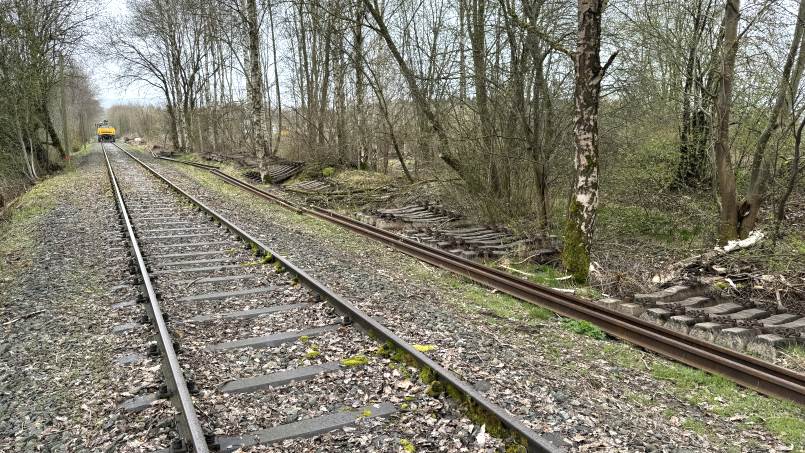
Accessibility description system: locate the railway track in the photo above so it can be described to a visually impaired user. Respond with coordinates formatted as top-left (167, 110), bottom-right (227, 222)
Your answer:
top-left (143, 148), bottom-right (805, 406)
top-left (101, 143), bottom-right (559, 452)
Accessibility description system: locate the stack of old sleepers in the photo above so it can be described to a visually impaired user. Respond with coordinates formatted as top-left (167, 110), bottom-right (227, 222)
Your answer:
top-left (358, 203), bottom-right (461, 230)
top-left (404, 225), bottom-right (560, 261)
top-left (358, 203), bottom-right (560, 262)
top-left (241, 161), bottom-right (305, 184)
top-left (285, 180), bottom-right (335, 193)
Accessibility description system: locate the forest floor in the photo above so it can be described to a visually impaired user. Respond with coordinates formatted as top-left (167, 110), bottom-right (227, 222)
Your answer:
top-left (129, 145), bottom-right (805, 451)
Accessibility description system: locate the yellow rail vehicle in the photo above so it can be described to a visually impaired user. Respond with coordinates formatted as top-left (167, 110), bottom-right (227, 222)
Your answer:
top-left (97, 124), bottom-right (116, 142)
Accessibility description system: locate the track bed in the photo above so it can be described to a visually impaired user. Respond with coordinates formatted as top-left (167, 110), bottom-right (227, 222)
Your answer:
top-left (102, 145), bottom-right (554, 452)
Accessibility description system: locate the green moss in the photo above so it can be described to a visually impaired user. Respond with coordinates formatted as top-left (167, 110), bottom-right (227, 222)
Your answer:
top-left (305, 343), bottom-right (320, 359)
top-left (400, 402), bottom-right (410, 411)
top-left (375, 343), bottom-right (392, 357)
top-left (340, 355), bottom-right (369, 367)
top-left (561, 200), bottom-right (590, 283)
top-left (426, 380), bottom-right (444, 396)
top-left (440, 381), bottom-right (526, 450)
top-left (419, 366), bottom-right (436, 384)
top-left (399, 439), bottom-right (415, 452)
top-left (273, 261), bottom-right (285, 273)
top-left (298, 335), bottom-right (310, 343)
top-left (322, 167), bottom-right (336, 177)
top-left (413, 344), bottom-right (437, 353)
top-left (361, 409), bottom-right (372, 417)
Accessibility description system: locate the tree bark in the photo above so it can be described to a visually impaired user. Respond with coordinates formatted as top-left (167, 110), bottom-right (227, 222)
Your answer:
top-left (713, 0), bottom-right (740, 244)
top-left (40, 101), bottom-right (67, 161)
top-left (467, 0), bottom-right (499, 195)
top-left (561, 0), bottom-right (614, 283)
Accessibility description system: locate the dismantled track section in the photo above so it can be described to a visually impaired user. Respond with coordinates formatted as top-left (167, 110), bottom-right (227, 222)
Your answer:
top-left (103, 143), bottom-right (559, 452)
top-left (146, 149), bottom-right (805, 406)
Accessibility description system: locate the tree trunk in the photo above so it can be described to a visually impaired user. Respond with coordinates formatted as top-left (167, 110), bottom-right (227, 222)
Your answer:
top-left (40, 101), bottom-right (67, 161)
top-left (561, 0), bottom-right (614, 283)
top-left (467, 0), bottom-right (499, 195)
top-left (774, 115), bottom-right (804, 233)
top-left (459, 0), bottom-right (467, 101)
top-left (739, 0), bottom-right (805, 237)
top-left (246, 0), bottom-right (269, 181)
top-left (713, 0), bottom-right (740, 244)
top-left (269, 3), bottom-right (283, 155)
top-left (354, 2), bottom-right (367, 168)
top-left (335, 32), bottom-right (347, 163)
top-left (59, 58), bottom-right (70, 155)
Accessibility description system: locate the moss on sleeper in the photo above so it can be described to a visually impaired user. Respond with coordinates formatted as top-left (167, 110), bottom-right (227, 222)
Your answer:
top-left (399, 439), bottom-right (415, 452)
top-left (413, 344), bottom-right (437, 353)
top-left (340, 355), bottom-right (368, 367)
top-left (305, 343), bottom-right (320, 359)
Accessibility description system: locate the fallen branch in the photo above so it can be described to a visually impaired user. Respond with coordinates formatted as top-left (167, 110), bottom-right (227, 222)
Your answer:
top-left (498, 264), bottom-right (535, 277)
top-left (652, 230), bottom-right (766, 284)
top-left (3, 309), bottom-right (45, 326)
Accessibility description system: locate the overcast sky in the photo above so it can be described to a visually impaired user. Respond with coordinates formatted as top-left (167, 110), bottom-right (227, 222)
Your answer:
top-left (90, 0), bottom-right (164, 110)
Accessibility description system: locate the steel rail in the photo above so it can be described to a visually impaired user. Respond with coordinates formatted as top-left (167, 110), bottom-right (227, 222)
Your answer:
top-left (101, 145), bottom-right (210, 452)
top-left (115, 145), bottom-right (560, 453)
top-left (145, 148), bottom-right (805, 406)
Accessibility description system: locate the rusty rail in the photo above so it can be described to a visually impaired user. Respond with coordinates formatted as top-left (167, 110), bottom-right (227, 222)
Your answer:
top-left (148, 149), bottom-right (805, 406)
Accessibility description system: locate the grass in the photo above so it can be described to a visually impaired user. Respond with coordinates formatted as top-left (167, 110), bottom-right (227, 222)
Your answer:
top-left (441, 274), bottom-right (554, 323)
top-left (681, 418), bottom-right (709, 435)
top-left (598, 203), bottom-right (706, 245)
top-left (560, 319), bottom-right (606, 340)
top-left (639, 348), bottom-right (805, 448)
top-left (0, 170), bottom-right (73, 280)
top-left (603, 341), bottom-right (805, 447)
top-left (497, 261), bottom-right (603, 300)
top-left (781, 345), bottom-right (805, 370)
top-left (332, 169), bottom-right (394, 188)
